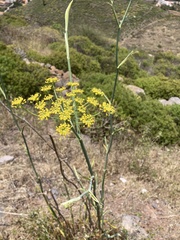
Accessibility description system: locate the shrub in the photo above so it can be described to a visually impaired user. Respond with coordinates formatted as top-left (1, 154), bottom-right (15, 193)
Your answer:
top-left (118, 48), bottom-right (147, 79)
top-left (0, 13), bottom-right (27, 27)
top-left (77, 26), bottom-right (111, 48)
top-left (68, 36), bottom-right (116, 74)
top-left (154, 52), bottom-right (180, 79)
top-left (44, 47), bottom-right (101, 76)
top-left (135, 76), bottom-right (180, 99)
top-left (68, 35), bottom-right (105, 57)
top-left (80, 72), bottom-right (179, 144)
top-left (131, 99), bottom-right (179, 144)
top-left (0, 44), bottom-right (50, 98)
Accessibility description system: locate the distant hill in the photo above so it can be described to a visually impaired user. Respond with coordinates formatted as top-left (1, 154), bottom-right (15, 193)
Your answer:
top-left (10, 0), bottom-right (166, 37)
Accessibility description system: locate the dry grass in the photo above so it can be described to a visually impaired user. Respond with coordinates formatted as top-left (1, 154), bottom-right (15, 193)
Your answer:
top-left (0, 104), bottom-right (180, 239)
top-left (2, 25), bottom-right (63, 56)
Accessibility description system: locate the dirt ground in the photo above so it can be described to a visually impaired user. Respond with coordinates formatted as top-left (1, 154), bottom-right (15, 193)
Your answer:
top-left (0, 104), bottom-right (179, 239)
top-left (121, 14), bottom-right (180, 54)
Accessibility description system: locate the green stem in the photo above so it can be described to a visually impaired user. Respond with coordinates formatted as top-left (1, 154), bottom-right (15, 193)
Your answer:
top-left (71, 127), bottom-right (101, 230)
top-left (64, 21), bottom-right (80, 135)
top-left (100, 0), bottom-right (133, 228)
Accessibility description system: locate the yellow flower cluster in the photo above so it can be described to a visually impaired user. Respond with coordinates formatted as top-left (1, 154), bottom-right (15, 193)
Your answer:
top-left (59, 107), bottom-right (73, 121)
top-left (45, 77), bottom-right (58, 84)
top-left (28, 93), bottom-right (40, 102)
top-left (38, 108), bottom-right (51, 120)
top-left (56, 123), bottom-right (71, 136)
top-left (100, 102), bottom-right (115, 114)
top-left (11, 97), bottom-right (26, 108)
top-left (80, 114), bottom-right (95, 127)
top-left (11, 77), bottom-right (116, 136)
top-left (91, 88), bottom-right (104, 96)
top-left (66, 82), bottom-right (79, 87)
top-left (87, 97), bottom-right (99, 106)
top-left (43, 94), bottom-right (54, 101)
top-left (41, 85), bottom-right (52, 92)
top-left (56, 87), bottom-right (66, 92)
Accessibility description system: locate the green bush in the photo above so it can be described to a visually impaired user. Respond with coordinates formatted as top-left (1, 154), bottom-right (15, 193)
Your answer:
top-left (0, 43), bottom-right (50, 98)
top-left (167, 104), bottom-right (180, 139)
top-left (0, 13), bottom-right (27, 27)
top-left (68, 36), bottom-right (116, 74)
top-left (68, 36), bottom-right (105, 57)
top-left (80, 72), bottom-right (179, 144)
top-left (44, 47), bottom-right (101, 75)
top-left (131, 100), bottom-right (179, 144)
top-left (117, 48), bottom-right (147, 79)
top-left (154, 52), bottom-right (180, 79)
top-left (135, 76), bottom-right (180, 99)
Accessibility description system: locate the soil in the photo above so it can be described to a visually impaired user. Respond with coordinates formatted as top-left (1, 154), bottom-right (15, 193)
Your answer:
top-left (121, 14), bottom-right (180, 54)
top-left (0, 105), bottom-right (179, 239)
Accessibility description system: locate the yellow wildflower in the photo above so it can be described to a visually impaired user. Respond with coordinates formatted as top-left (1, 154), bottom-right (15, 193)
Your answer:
top-left (78, 105), bottom-right (86, 114)
top-left (50, 99), bottom-right (62, 114)
top-left (43, 94), bottom-right (54, 101)
top-left (66, 82), bottom-right (79, 87)
top-left (63, 98), bottom-right (73, 107)
top-left (28, 93), bottom-right (40, 102)
top-left (59, 108), bottom-right (73, 121)
top-left (11, 97), bottom-right (26, 108)
top-left (87, 97), bottom-right (99, 106)
top-left (35, 100), bottom-right (46, 110)
top-left (56, 123), bottom-right (71, 136)
top-left (71, 89), bottom-right (84, 94)
top-left (100, 102), bottom-right (115, 114)
top-left (38, 108), bottom-right (51, 120)
top-left (66, 92), bottom-right (76, 97)
top-left (40, 85), bottom-right (52, 92)
top-left (45, 77), bottom-right (58, 84)
top-left (91, 88), bottom-right (104, 96)
top-left (75, 97), bottom-right (84, 105)
top-left (80, 114), bottom-right (95, 127)
top-left (56, 87), bottom-right (66, 92)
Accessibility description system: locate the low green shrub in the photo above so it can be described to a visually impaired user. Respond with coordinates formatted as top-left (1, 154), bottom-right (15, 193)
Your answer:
top-left (44, 47), bottom-right (101, 75)
top-left (80, 72), bottom-right (180, 144)
top-left (68, 36), bottom-right (116, 74)
top-left (0, 43), bottom-right (50, 98)
top-left (117, 48), bottom-right (148, 79)
top-left (0, 13), bottom-right (28, 27)
top-left (68, 35), bottom-right (105, 57)
top-left (77, 26), bottom-right (111, 48)
top-left (154, 52), bottom-right (180, 79)
top-left (131, 99), bottom-right (179, 144)
top-left (135, 76), bottom-right (180, 99)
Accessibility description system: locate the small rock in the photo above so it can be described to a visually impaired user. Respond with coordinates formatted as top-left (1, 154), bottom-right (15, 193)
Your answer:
top-left (51, 187), bottom-right (59, 197)
top-left (45, 63), bottom-right (51, 69)
top-left (168, 97), bottom-right (180, 105)
top-left (122, 215), bottom-right (148, 240)
top-left (125, 85), bottom-right (145, 96)
top-left (120, 177), bottom-right (127, 183)
top-left (0, 155), bottom-right (14, 164)
top-left (159, 99), bottom-right (170, 106)
top-left (159, 97), bottom-right (180, 106)
top-left (141, 188), bottom-right (148, 194)
top-left (23, 58), bottom-right (30, 64)
top-left (122, 215), bottom-right (140, 231)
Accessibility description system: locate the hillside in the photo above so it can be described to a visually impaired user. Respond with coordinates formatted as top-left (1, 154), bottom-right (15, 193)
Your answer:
top-left (1, 0), bottom-right (179, 54)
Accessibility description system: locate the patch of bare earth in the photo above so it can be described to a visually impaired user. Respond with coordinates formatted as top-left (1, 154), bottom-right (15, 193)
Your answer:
top-left (0, 105), bottom-right (179, 239)
top-left (121, 15), bottom-right (180, 54)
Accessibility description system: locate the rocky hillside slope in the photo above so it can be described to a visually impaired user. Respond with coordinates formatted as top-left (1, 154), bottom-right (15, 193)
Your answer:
top-left (2, 0), bottom-right (179, 54)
